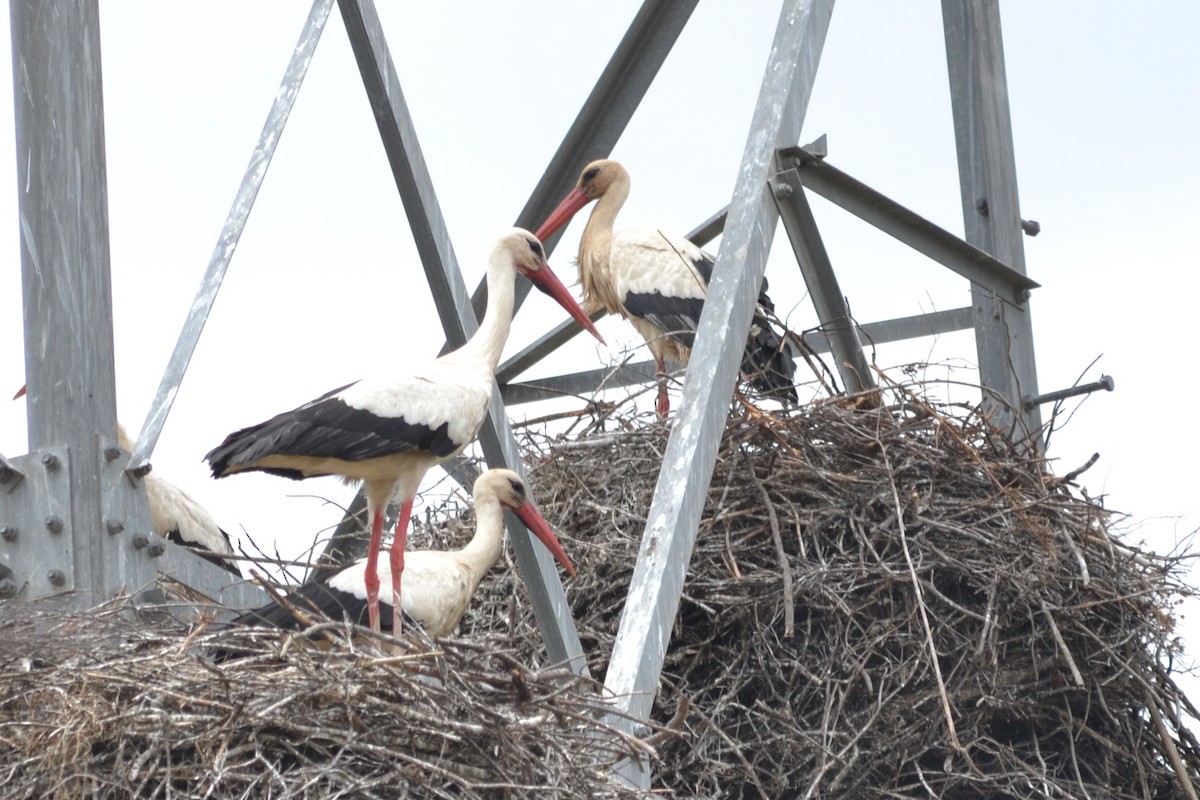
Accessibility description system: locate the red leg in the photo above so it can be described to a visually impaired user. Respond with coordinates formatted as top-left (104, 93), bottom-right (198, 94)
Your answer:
top-left (388, 498), bottom-right (413, 635)
top-left (363, 508), bottom-right (384, 633)
top-left (655, 359), bottom-right (670, 419)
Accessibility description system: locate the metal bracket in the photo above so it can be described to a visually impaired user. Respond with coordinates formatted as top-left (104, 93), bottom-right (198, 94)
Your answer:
top-left (1024, 375), bottom-right (1114, 410)
top-left (0, 444), bottom-right (75, 600)
top-left (776, 141), bottom-right (1039, 307)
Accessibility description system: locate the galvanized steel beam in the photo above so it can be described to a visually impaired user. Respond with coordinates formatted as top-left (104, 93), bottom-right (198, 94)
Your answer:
top-left (604, 0), bottom-right (836, 785)
top-left (942, 0), bottom-right (1042, 445)
top-left (131, 0), bottom-right (335, 473)
top-left (339, 0), bottom-right (585, 674)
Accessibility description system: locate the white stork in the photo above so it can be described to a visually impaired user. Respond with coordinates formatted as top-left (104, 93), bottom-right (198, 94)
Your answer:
top-left (205, 229), bottom-right (601, 634)
top-left (11, 385), bottom-right (240, 575)
top-left (229, 468), bottom-right (574, 637)
top-left (535, 159), bottom-right (797, 417)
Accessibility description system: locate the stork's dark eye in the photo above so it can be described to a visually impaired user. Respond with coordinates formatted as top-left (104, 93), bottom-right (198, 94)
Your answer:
top-left (583, 166), bottom-right (600, 183)
top-left (527, 239), bottom-right (543, 257)
top-left (507, 478), bottom-right (526, 499)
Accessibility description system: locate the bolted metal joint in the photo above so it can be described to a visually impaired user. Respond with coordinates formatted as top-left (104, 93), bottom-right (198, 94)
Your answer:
top-left (772, 181), bottom-right (793, 199)
top-left (46, 569), bottom-right (65, 587)
top-left (132, 533), bottom-right (150, 550)
top-left (147, 540), bottom-right (166, 558)
top-left (0, 525), bottom-right (16, 542)
top-left (129, 463), bottom-right (152, 479)
top-left (106, 519), bottom-right (124, 536)
top-left (41, 453), bottom-right (61, 472)
top-left (44, 516), bottom-right (64, 534)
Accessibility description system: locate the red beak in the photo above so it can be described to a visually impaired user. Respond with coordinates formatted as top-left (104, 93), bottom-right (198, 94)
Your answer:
top-left (534, 186), bottom-right (591, 244)
top-left (513, 501), bottom-right (576, 578)
top-left (528, 260), bottom-right (605, 345)
top-left (13, 384), bottom-right (26, 400)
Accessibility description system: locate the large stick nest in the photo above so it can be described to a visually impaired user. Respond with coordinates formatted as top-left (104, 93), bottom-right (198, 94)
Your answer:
top-left (0, 607), bottom-right (648, 799)
top-left (2, 381), bottom-right (1198, 798)
top-left (448, 385), bottom-right (1200, 798)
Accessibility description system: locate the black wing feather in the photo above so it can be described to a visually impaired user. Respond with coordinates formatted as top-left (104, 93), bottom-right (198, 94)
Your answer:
top-left (206, 381), bottom-right (456, 478)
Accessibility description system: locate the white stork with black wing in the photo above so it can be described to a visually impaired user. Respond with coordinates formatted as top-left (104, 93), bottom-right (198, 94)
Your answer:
top-left (205, 229), bottom-right (601, 633)
top-left (230, 468), bottom-right (575, 638)
top-left (535, 159), bottom-right (797, 417)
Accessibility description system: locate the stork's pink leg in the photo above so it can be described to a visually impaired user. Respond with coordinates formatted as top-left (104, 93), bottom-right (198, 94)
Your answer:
top-left (655, 358), bottom-right (670, 419)
top-left (388, 498), bottom-right (414, 635)
top-left (363, 508), bottom-right (385, 633)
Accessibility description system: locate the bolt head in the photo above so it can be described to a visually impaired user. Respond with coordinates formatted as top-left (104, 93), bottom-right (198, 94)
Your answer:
top-left (132, 533), bottom-right (149, 550)
top-left (103, 446), bottom-right (123, 463)
top-left (41, 453), bottom-right (61, 472)
top-left (46, 569), bottom-right (65, 587)
top-left (0, 466), bottom-right (13, 484)
top-left (147, 541), bottom-right (166, 558)
top-left (0, 525), bottom-right (16, 542)
top-left (106, 519), bottom-right (125, 536)
top-left (0, 577), bottom-right (15, 597)
top-left (44, 516), bottom-right (64, 534)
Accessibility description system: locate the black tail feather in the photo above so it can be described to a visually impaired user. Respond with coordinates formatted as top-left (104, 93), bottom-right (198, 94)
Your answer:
top-left (742, 312), bottom-right (798, 404)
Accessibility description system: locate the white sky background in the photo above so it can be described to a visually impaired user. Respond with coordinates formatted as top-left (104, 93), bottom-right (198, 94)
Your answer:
top-left (1, 2), bottom-right (1198, 689)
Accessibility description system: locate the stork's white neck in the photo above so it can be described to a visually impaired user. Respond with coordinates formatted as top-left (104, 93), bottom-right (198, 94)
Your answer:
top-left (457, 494), bottom-right (506, 590)
top-left (455, 248), bottom-right (517, 374)
top-left (579, 178), bottom-right (630, 316)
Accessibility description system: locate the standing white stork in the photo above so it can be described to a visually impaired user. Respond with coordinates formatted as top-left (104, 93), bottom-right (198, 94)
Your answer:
top-left (205, 229), bottom-right (601, 634)
top-left (229, 468), bottom-right (574, 637)
top-left (11, 385), bottom-right (240, 575)
top-left (535, 159), bottom-right (797, 418)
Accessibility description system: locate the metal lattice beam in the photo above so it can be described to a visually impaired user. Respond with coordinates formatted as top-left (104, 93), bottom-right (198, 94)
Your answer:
top-left (942, 0), bottom-right (1042, 444)
top-left (338, 0), bottom-right (586, 674)
top-left (3, 0), bottom-right (269, 611)
top-left (603, 0), bottom-right (836, 786)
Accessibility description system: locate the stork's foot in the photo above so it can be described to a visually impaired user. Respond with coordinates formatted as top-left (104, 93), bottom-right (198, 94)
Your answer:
top-left (656, 389), bottom-right (670, 419)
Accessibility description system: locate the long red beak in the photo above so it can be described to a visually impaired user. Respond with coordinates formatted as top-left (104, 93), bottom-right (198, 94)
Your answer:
top-left (13, 384), bottom-right (26, 400)
top-left (513, 501), bottom-right (576, 578)
top-left (529, 260), bottom-right (605, 345)
top-left (534, 186), bottom-right (591, 244)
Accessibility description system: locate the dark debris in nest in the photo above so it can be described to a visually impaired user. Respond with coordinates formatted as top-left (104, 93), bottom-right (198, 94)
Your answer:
top-left (0, 603), bottom-right (650, 799)
top-left (446, 384), bottom-right (1200, 798)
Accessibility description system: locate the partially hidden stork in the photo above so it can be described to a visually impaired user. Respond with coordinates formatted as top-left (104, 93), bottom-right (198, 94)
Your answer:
top-left (205, 229), bottom-right (602, 634)
top-left (11, 385), bottom-right (240, 575)
top-left (535, 159), bottom-right (797, 417)
top-left (230, 468), bottom-right (574, 637)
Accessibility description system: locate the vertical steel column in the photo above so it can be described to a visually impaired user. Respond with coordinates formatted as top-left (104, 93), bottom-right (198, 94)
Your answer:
top-left (338, 0), bottom-right (585, 673)
top-left (942, 0), bottom-right (1041, 445)
top-left (604, 0), bottom-right (835, 785)
top-left (11, 0), bottom-right (117, 604)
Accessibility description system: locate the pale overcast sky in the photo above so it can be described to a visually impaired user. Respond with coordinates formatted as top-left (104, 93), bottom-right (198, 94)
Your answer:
top-left (2, 2), bottom-right (1198, 684)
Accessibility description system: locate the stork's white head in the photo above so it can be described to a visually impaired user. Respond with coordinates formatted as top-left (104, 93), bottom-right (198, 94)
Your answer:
top-left (474, 467), bottom-right (576, 577)
top-left (492, 229), bottom-right (604, 344)
top-left (534, 159), bottom-right (630, 243)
